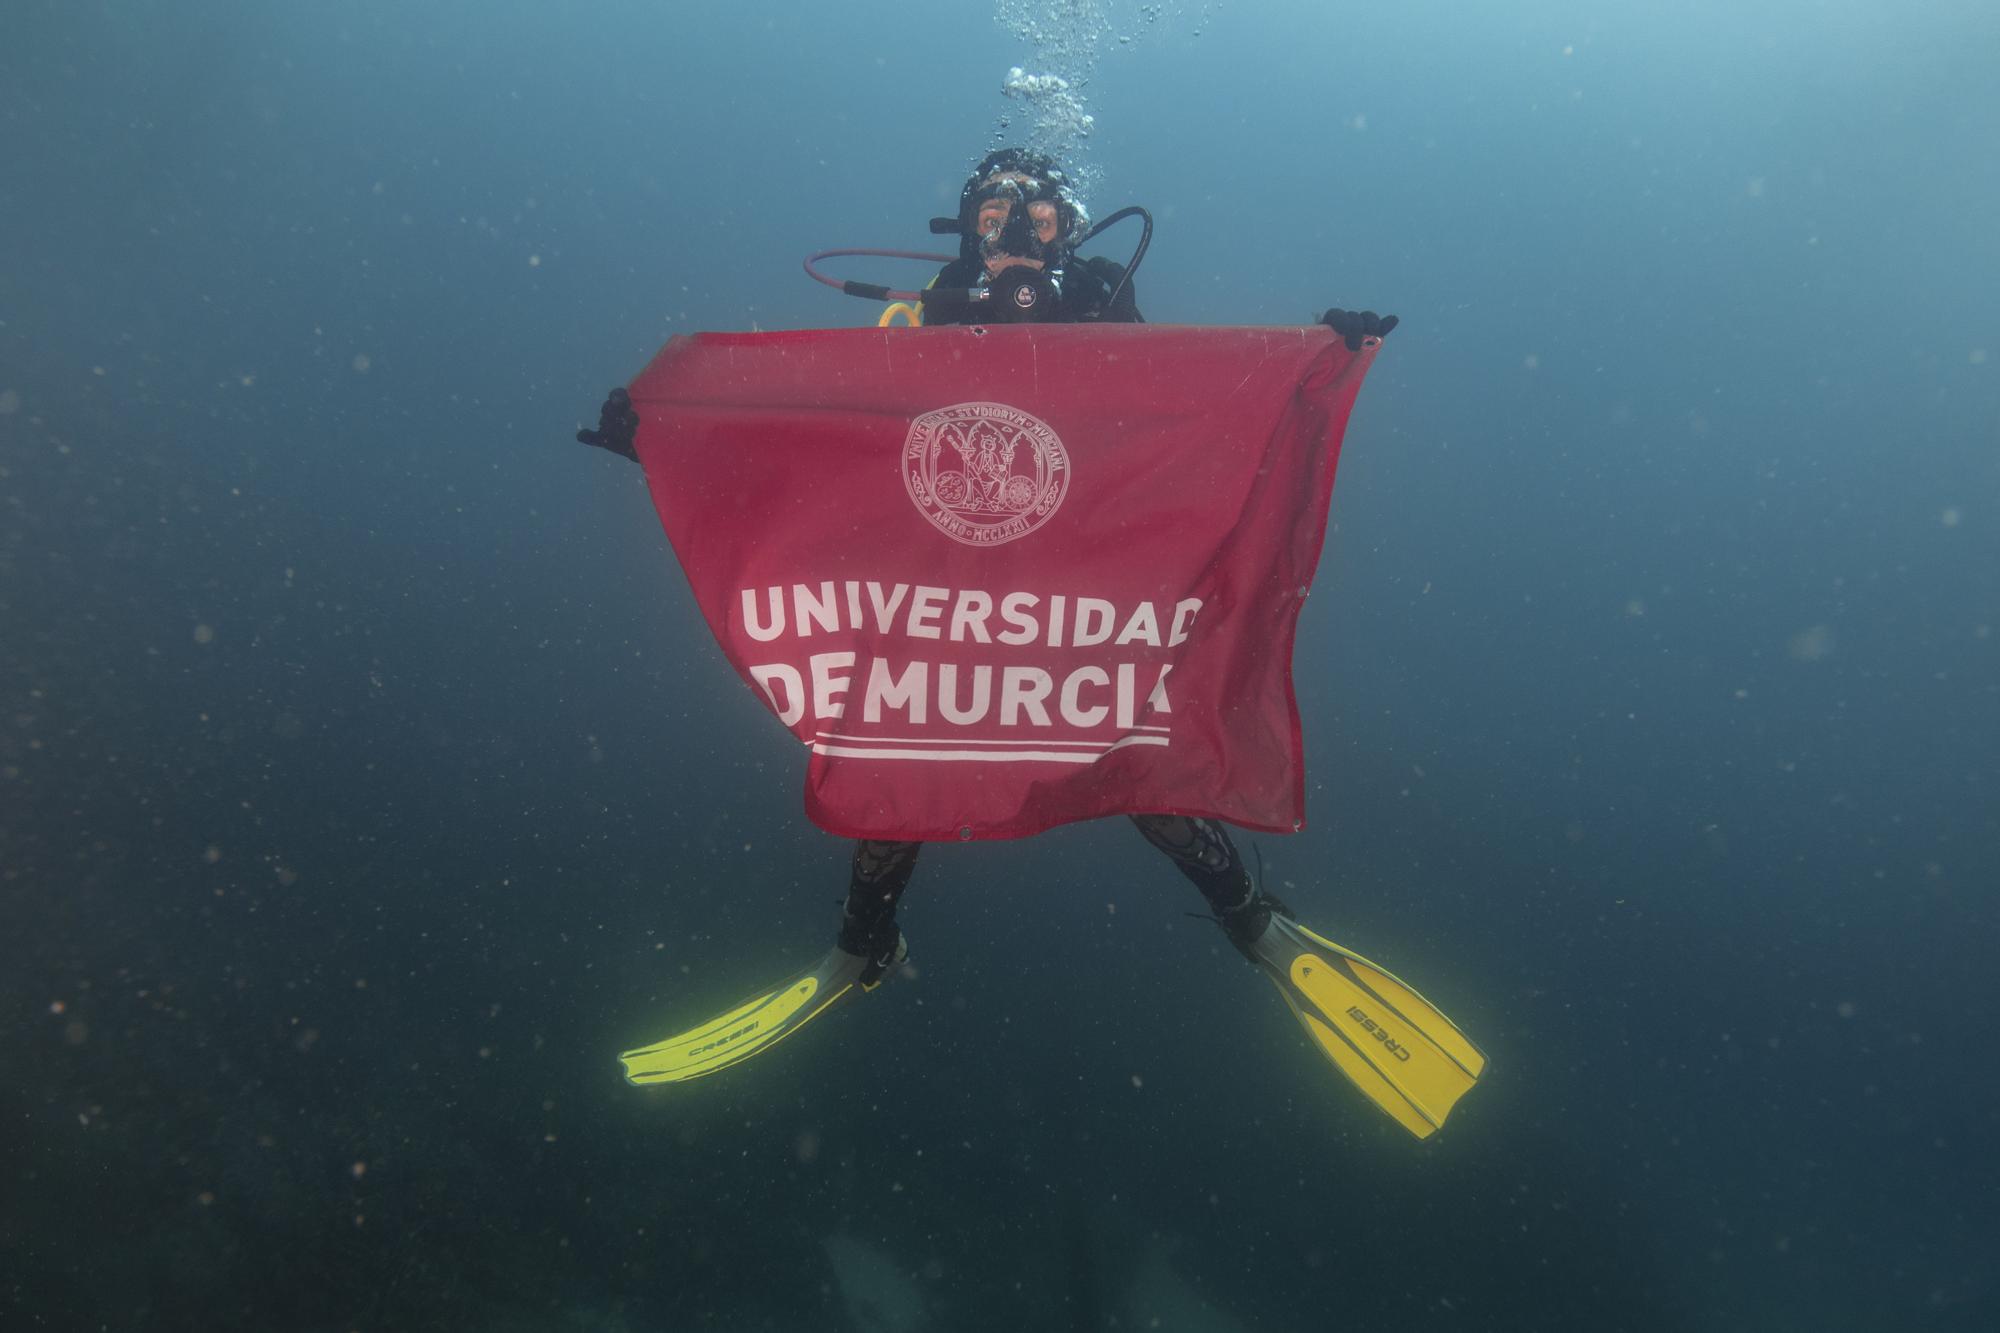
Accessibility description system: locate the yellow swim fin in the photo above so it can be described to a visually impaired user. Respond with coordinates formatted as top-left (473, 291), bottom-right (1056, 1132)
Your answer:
top-left (1236, 910), bottom-right (1486, 1139)
top-left (619, 935), bottom-right (906, 1085)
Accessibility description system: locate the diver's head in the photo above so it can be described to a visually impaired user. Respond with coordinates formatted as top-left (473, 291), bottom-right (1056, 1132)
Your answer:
top-left (954, 148), bottom-right (1085, 275)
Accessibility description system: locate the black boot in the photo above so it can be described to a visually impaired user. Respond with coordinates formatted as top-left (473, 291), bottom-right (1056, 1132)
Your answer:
top-left (837, 906), bottom-right (908, 988)
top-left (1216, 885), bottom-right (1292, 960)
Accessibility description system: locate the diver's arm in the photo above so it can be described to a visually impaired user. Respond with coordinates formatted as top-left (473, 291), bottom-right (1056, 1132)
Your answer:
top-left (1103, 274), bottom-right (1141, 323)
top-left (576, 386), bottom-right (639, 463)
top-left (1079, 256), bottom-right (1142, 323)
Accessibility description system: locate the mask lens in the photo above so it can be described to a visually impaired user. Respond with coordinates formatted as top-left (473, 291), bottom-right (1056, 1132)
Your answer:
top-left (972, 175), bottom-right (1063, 260)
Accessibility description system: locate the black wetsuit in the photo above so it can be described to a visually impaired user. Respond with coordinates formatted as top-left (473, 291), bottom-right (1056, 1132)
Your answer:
top-left (920, 253), bottom-right (1144, 326)
top-left (838, 252), bottom-right (1259, 960)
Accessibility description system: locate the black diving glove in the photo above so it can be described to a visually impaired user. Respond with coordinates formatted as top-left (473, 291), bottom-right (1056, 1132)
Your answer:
top-left (576, 386), bottom-right (639, 461)
top-left (1320, 308), bottom-right (1400, 351)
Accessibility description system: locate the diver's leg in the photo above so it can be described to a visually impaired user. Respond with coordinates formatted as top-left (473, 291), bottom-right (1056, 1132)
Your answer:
top-left (838, 840), bottom-right (921, 970)
top-left (1129, 813), bottom-right (1272, 946)
top-left (1129, 813), bottom-right (1250, 909)
top-left (1129, 816), bottom-right (1487, 1135)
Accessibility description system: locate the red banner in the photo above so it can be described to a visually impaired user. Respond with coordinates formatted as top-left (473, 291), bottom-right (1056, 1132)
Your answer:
top-left (629, 323), bottom-right (1376, 841)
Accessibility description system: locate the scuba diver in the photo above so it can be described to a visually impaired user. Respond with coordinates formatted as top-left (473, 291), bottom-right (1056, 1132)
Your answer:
top-left (576, 149), bottom-right (1483, 1139)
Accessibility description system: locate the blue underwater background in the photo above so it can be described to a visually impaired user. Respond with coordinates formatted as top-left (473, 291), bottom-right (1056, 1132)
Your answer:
top-left (3, 2), bottom-right (1997, 1329)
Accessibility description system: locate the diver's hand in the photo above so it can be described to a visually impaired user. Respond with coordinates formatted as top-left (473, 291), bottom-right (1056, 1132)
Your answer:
top-left (576, 387), bottom-right (639, 461)
top-left (1320, 308), bottom-right (1399, 351)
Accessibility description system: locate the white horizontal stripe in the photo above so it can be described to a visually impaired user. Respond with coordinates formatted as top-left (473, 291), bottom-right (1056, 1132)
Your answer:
top-left (814, 731), bottom-right (1130, 749)
top-left (812, 735), bottom-right (1170, 764)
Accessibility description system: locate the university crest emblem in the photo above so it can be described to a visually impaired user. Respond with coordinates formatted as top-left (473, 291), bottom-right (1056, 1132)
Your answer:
top-left (901, 401), bottom-right (1070, 547)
